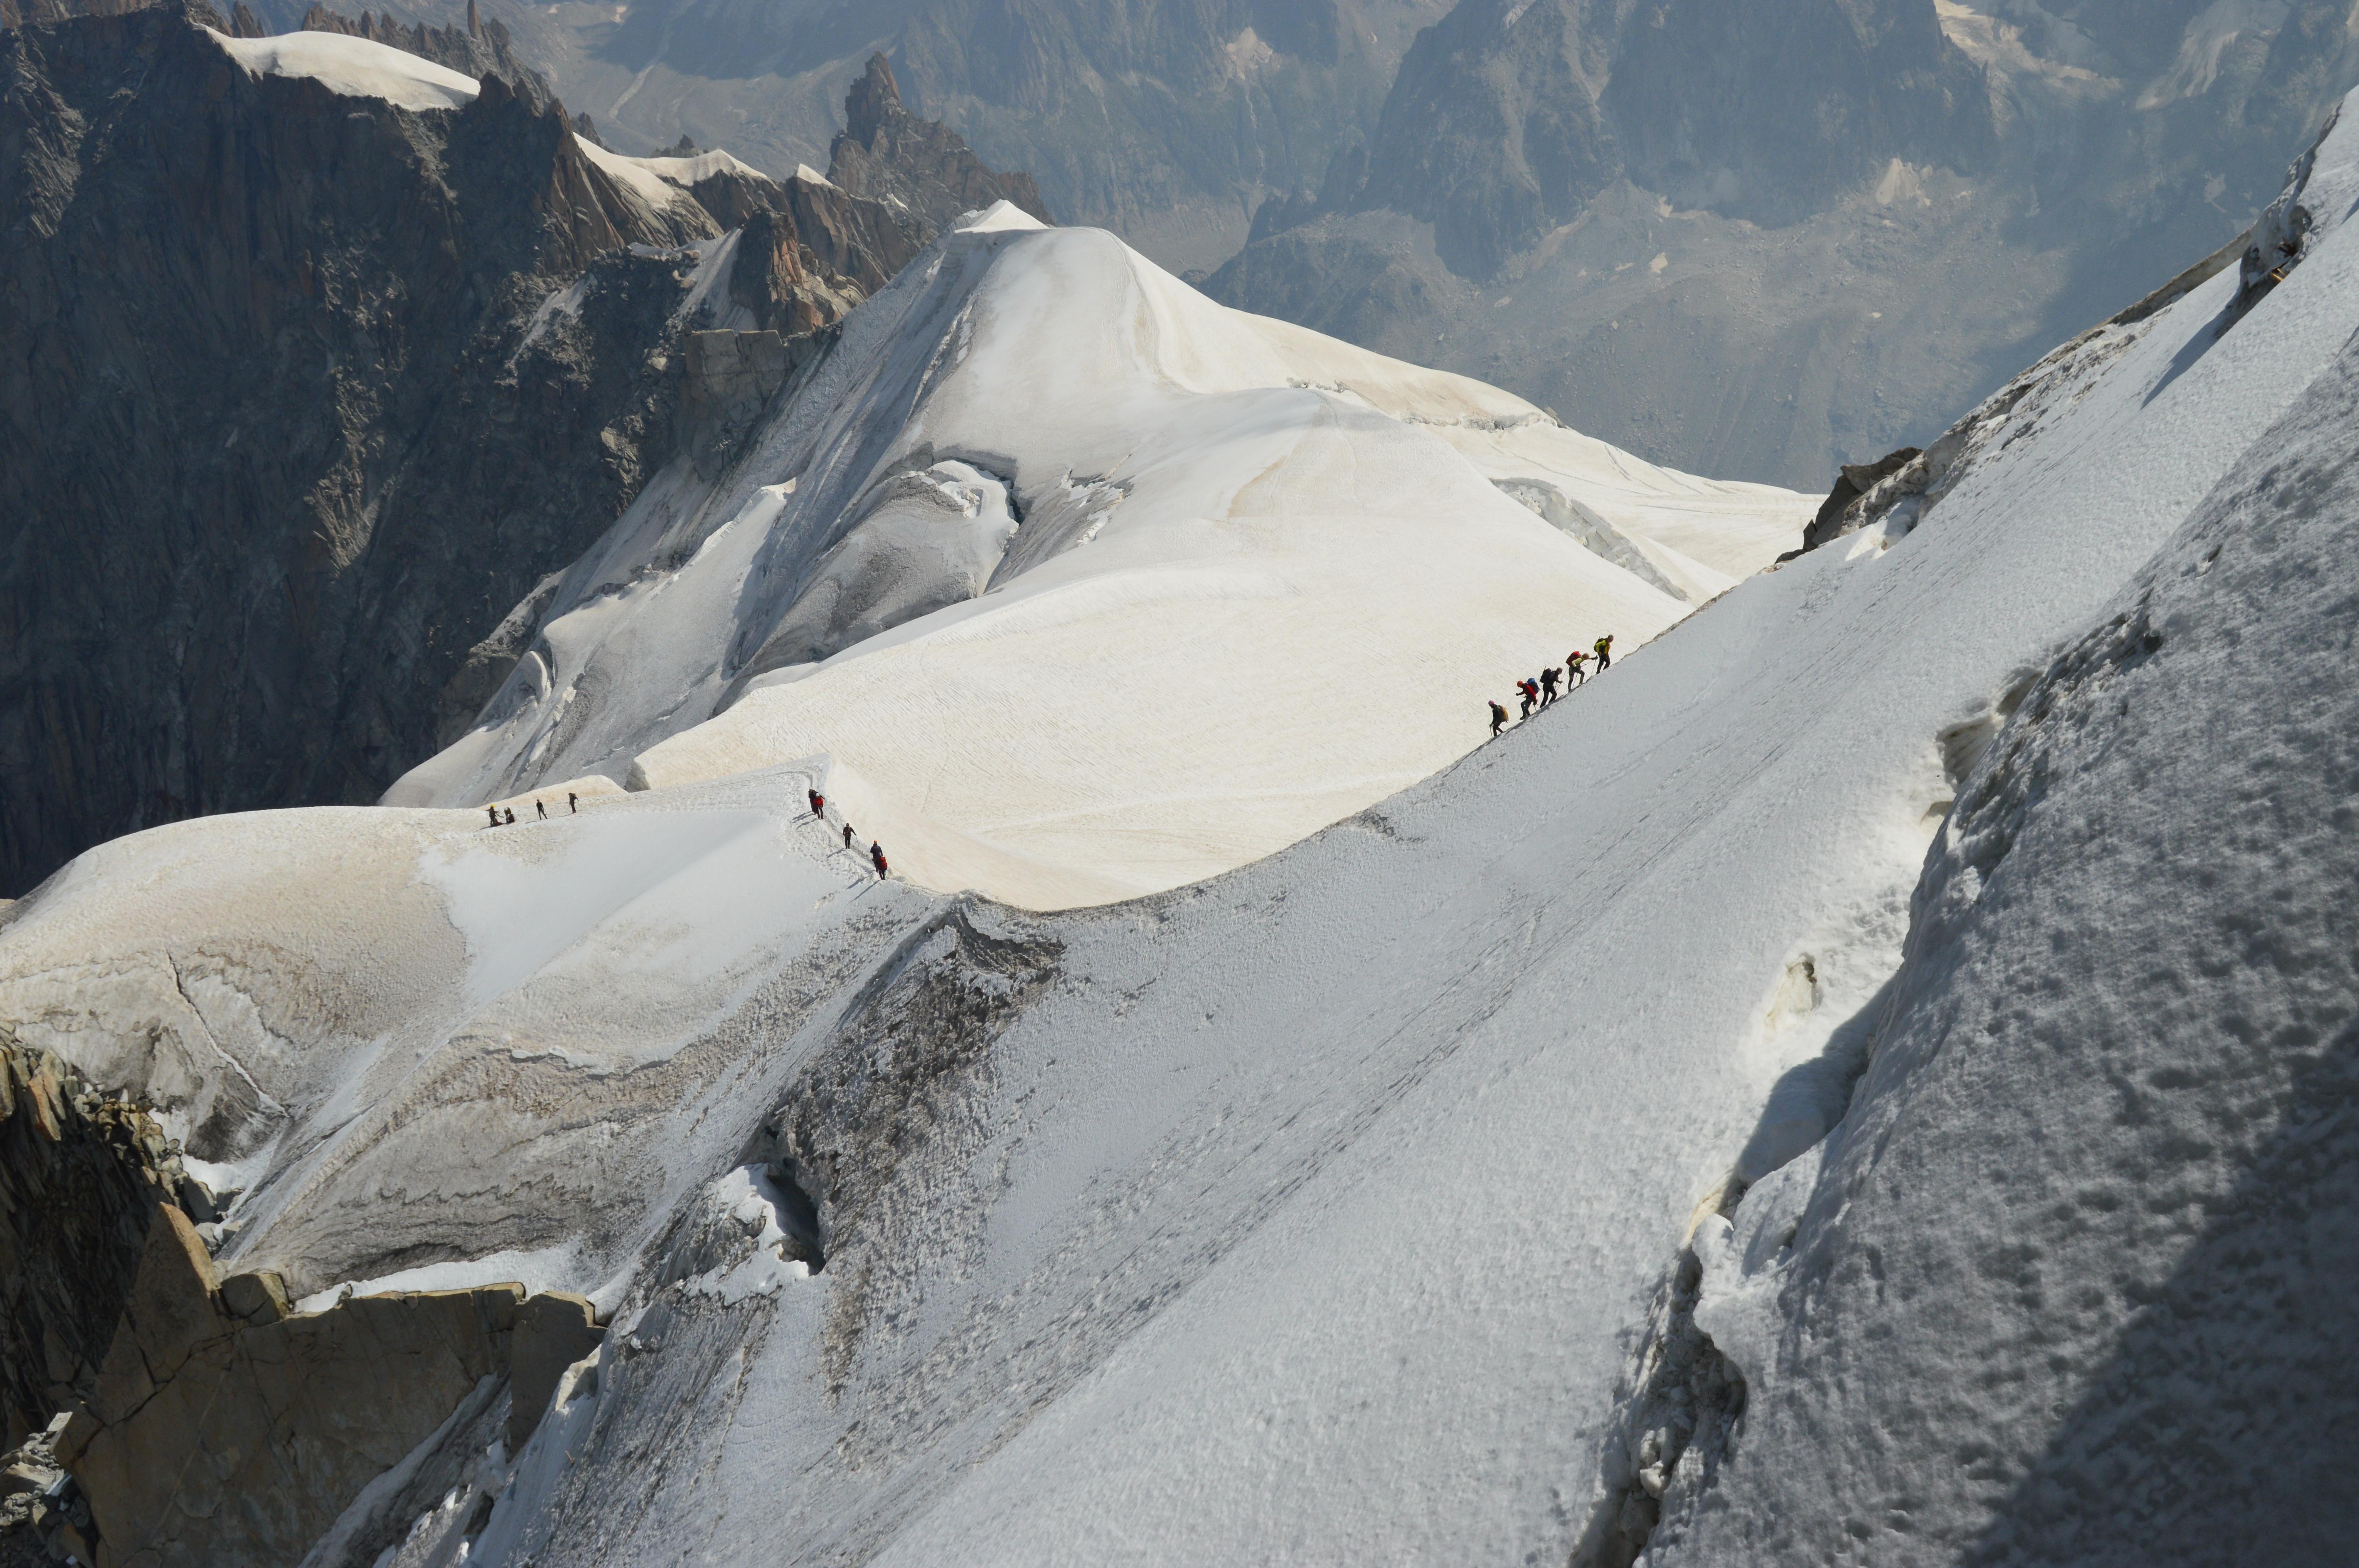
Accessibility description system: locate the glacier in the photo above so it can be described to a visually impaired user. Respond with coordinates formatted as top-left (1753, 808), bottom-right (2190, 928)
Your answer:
top-left (0, 46), bottom-right (2354, 1568)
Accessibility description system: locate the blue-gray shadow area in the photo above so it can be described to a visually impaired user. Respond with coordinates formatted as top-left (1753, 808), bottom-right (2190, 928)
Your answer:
top-left (1733, 968), bottom-right (1901, 1191)
top-left (2141, 296), bottom-right (2237, 408)
top-left (1963, 1010), bottom-right (2359, 1568)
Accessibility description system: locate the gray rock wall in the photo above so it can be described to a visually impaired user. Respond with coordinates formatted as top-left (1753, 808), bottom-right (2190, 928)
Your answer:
top-left (0, 9), bottom-right (1004, 897)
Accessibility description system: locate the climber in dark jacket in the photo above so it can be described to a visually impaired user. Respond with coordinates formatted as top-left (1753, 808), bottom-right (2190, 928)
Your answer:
top-left (1539, 666), bottom-right (1560, 704)
top-left (808, 787), bottom-right (826, 819)
top-left (842, 821), bottom-right (856, 850)
top-left (870, 840), bottom-right (889, 878)
top-left (485, 804), bottom-right (500, 828)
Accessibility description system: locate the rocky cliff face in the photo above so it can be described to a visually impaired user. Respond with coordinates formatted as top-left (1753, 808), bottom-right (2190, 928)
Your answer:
top-left (0, 4), bottom-right (689, 897)
top-left (0, 1036), bottom-right (201, 1452)
top-left (1269, 0), bottom-right (1995, 281)
top-left (53, 1204), bottom-right (605, 1568)
top-left (0, 5), bottom-right (1010, 897)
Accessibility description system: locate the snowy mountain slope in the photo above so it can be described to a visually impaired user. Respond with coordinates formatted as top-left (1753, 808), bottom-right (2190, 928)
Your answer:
top-left (1650, 279), bottom-right (2359, 1568)
top-left (388, 204), bottom-right (1808, 903)
top-left (3, 85), bottom-right (2354, 1568)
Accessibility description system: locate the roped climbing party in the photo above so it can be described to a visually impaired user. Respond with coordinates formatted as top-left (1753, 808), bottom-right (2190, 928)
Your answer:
top-left (1485, 631), bottom-right (1615, 737)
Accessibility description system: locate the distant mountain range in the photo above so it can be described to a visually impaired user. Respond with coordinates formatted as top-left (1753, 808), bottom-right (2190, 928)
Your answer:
top-left (177, 0), bottom-right (2357, 491)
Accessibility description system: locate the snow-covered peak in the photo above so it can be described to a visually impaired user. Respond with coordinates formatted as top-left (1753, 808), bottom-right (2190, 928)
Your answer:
top-left (206, 30), bottom-right (479, 112)
top-left (955, 198), bottom-right (1049, 234)
top-left (391, 219), bottom-right (1809, 905)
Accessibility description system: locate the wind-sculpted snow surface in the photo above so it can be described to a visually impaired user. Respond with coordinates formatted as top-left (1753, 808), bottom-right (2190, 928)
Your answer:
top-left (1649, 300), bottom-right (2359, 1568)
top-left (3, 92), bottom-right (2356, 1568)
top-left (387, 205), bottom-right (1807, 904)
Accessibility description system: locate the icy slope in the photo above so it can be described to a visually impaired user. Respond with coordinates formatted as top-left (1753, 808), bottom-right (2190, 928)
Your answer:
top-left (4, 86), bottom-right (2355, 1568)
top-left (1643, 215), bottom-right (2359, 1568)
top-left (457, 161), bottom-right (2358, 1561)
top-left (1654, 297), bottom-right (2359, 1568)
top-left (388, 206), bottom-right (1807, 903)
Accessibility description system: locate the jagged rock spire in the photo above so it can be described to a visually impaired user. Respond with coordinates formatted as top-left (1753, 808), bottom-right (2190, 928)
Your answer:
top-left (827, 51), bottom-right (1052, 236)
top-left (843, 53), bottom-right (901, 144)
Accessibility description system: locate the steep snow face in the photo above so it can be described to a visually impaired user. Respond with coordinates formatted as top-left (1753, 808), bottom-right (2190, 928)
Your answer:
top-left (389, 208), bottom-right (1808, 904)
top-left (207, 31), bottom-right (481, 111)
top-left (1654, 313), bottom-right (2359, 1568)
top-left (5, 86), bottom-right (2355, 1568)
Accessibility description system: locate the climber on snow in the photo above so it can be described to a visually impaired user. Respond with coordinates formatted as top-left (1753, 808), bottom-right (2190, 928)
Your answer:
top-left (1489, 699), bottom-right (1509, 738)
top-left (841, 821), bottom-right (856, 850)
top-left (1539, 666), bottom-right (1560, 704)
top-left (1593, 633), bottom-right (1614, 672)
top-left (503, 806), bottom-right (516, 825)
top-left (1566, 648), bottom-right (1588, 686)
top-left (485, 804), bottom-right (500, 828)
top-left (536, 799), bottom-right (547, 820)
top-left (568, 792), bottom-right (578, 814)
top-left (808, 787), bottom-right (826, 819)
top-left (870, 840), bottom-right (889, 878)
top-left (1518, 677), bottom-right (1539, 719)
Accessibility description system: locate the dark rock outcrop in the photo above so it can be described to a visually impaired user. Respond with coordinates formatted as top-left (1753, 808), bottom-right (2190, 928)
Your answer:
top-left (0, 4), bottom-right (691, 895)
top-left (1805, 446), bottom-right (1920, 550)
top-left (828, 52), bottom-right (1050, 236)
top-left (0, 5), bottom-right (984, 896)
top-left (0, 1036), bottom-right (198, 1450)
top-left (55, 1203), bottom-right (605, 1568)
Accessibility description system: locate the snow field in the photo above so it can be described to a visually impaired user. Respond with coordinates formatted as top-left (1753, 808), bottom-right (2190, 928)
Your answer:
top-left (458, 96), bottom-right (2359, 1563)
top-left (0, 769), bottom-right (925, 1303)
top-left (398, 209), bottom-right (1809, 904)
